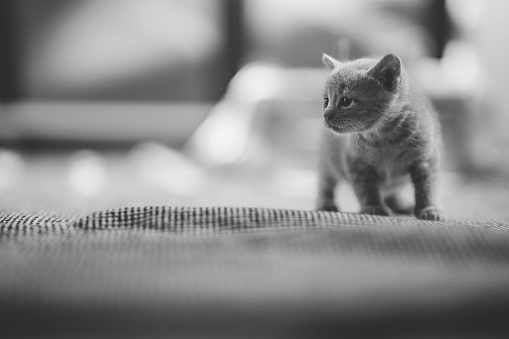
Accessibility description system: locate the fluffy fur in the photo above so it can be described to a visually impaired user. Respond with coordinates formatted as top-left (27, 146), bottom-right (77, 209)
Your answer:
top-left (316, 53), bottom-right (445, 221)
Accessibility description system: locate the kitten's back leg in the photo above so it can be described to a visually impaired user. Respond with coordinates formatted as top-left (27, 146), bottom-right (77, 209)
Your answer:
top-left (383, 181), bottom-right (414, 215)
top-left (384, 192), bottom-right (414, 215)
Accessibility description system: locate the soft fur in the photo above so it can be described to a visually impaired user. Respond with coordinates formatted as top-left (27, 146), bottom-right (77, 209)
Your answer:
top-left (316, 53), bottom-right (445, 221)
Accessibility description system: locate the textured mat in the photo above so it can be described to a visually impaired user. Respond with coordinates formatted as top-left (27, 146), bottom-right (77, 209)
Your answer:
top-left (2, 206), bottom-right (509, 338)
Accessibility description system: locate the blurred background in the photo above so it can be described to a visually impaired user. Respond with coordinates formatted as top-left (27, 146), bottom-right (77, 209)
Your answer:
top-left (1, 0), bottom-right (508, 219)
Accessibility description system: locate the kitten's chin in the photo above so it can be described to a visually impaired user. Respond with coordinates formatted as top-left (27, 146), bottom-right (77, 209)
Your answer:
top-left (324, 121), bottom-right (363, 135)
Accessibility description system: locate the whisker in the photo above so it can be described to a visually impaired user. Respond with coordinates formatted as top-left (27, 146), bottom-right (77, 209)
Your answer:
top-left (300, 65), bottom-right (326, 85)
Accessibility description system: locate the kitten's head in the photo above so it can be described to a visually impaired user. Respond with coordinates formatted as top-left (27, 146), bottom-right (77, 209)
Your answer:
top-left (321, 53), bottom-right (402, 134)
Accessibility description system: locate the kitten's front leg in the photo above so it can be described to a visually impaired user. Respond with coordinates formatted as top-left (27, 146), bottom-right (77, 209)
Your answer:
top-left (348, 161), bottom-right (390, 216)
top-left (316, 169), bottom-right (339, 212)
top-left (410, 160), bottom-right (445, 221)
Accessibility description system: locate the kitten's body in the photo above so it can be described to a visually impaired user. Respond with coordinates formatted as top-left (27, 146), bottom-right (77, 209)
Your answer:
top-left (317, 54), bottom-right (445, 220)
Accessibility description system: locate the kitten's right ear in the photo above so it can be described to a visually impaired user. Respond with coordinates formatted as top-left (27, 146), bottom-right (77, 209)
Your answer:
top-left (367, 54), bottom-right (401, 91)
top-left (322, 53), bottom-right (341, 70)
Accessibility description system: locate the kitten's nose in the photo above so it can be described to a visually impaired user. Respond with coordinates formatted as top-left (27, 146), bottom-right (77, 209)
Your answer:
top-left (324, 110), bottom-right (334, 122)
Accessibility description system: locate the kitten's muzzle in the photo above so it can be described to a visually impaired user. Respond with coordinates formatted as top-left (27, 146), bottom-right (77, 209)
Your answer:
top-left (323, 110), bottom-right (336, 127)
top-left (323, 110), bottom-right (345, 133)
top-left (324, 110), bottom-right (334, 122)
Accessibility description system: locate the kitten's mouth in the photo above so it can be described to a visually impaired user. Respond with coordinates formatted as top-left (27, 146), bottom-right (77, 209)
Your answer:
top-left (324, 120), bottom-right (361, 134)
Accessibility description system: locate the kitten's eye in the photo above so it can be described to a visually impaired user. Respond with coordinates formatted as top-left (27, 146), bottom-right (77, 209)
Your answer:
top-left (323, 98), bottom-right (329, 108)
top-left (340, 96), bottom-right (353, 108)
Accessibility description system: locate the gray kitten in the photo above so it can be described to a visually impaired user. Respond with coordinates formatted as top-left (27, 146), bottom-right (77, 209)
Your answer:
top-left (316, 53), bottom-right (445, 221)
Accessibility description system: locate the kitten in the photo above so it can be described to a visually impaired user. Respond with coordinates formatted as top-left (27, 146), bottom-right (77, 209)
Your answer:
top-left (316, 53), bottom-right (445, 221)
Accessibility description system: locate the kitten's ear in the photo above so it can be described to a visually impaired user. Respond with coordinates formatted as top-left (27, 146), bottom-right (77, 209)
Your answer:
top-left (367, 54), bottom-right (401, 91)
top-left (322, 53), bottom-right (341, 70)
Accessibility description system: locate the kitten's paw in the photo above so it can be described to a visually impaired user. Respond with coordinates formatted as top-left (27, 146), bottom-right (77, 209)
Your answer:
top-left (361, 206), bottom-right (390, 217)
top-left (415, 207), bottom-right (446, 221)
top-left (316, 200), bottom-right (339, 212)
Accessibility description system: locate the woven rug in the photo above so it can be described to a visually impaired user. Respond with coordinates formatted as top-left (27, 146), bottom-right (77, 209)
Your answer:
top-left (2, 205), bottom-right (509, 338)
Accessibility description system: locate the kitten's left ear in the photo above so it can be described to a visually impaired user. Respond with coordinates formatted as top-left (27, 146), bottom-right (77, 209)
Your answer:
top-left (322, 53), bottom-right (341, 70)
top-left (367, 54), bottom-right (401, 91)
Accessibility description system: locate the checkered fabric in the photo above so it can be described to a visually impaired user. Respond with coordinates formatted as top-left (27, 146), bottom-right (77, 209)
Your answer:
top-left (2, 205), bottom-right (509, 338)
